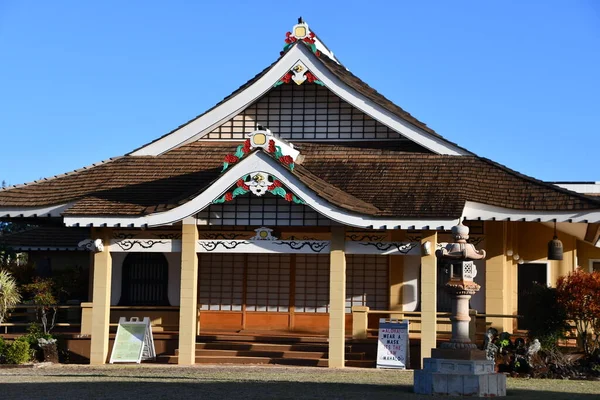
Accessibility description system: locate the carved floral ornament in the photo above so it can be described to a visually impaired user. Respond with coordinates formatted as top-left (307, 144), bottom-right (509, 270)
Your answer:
top-left (213, 171), bottom-right (305, 205)
top-left (222, 128), bottom-right (299, 172)
top-left (274, 61), bottom-right (324, 87)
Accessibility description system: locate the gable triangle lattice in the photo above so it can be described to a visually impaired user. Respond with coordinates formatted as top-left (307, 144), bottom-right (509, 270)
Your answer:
top-left (204, 83), bottom-right (412, 142)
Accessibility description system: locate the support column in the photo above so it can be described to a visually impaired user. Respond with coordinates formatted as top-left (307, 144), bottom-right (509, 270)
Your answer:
top-left (178, 218), bottom-right (199, 365)
top-left (420, 230), bottom-right (437, 367)
top-left (389, 230), bottom-right (405, 311)
top-left (328, 226), bottom-right (346, 368)
top-left (90, 228), bottom-right (112, 365)
top-left (485, 221), bottom-right (511, 332)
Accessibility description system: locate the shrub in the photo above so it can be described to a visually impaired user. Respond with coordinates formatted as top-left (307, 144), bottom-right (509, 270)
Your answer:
top-left (0, 269), bottom-right (21, 325)
top-left (556, 270), bottom-right (600, 355)
top-left (22, 278), bottom-right (58, 334)
top-left (5, 338), bottom-right (31, 364)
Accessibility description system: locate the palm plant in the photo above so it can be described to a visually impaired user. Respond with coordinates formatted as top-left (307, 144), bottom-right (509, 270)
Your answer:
top-left (0, 269), bottom-right (21, 325)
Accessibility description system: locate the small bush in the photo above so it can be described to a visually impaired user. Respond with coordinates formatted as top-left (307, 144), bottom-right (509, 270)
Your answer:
top-left (0, 336), bottom-right (5, 362)
top-left (5, 338), bottom-right (31, 364)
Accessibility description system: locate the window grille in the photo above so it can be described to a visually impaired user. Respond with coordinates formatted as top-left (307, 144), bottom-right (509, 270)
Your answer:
top-left (198, 254), bottom-right (244, 311)
top-left (246, 254), bottom-right (290, 312)
top-left (197, 193), bottom-right (331, 226)
top-left (205, 84), bottom-right (402, 141)
top-left (345, 255), bottom-right (389, 312)
top-left (120, 253), bottom-right (169, 306)
top-left (295, 254), bottom-right (330, 313)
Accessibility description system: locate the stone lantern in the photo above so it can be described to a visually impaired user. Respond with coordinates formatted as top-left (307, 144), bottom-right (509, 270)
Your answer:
top-left (414, 222), bottom-right (506, 397)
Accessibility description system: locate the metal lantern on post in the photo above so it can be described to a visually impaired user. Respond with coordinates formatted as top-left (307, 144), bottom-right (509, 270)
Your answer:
top-left (547, 221), bottom-right (563, 261)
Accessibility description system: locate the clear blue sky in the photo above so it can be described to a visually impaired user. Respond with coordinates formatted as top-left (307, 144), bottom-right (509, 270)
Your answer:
top-left (1, 1), bottom-right (599, 186)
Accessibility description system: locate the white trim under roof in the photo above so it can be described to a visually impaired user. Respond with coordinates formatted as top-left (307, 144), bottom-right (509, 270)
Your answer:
top-left (63, 151), bottom-right (457, 230)
top-left (553, 182), bottom-right (600, 195)
top-left (0, 203), bottom-right (72, 218)
top-left (131, 45), bottom-right (469, 157)
top-left (462, 201), bottom-right (600, 223)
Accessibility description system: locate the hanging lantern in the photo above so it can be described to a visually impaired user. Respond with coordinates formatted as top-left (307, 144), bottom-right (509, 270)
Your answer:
top-left (547, 221), bottom-right (563, 261)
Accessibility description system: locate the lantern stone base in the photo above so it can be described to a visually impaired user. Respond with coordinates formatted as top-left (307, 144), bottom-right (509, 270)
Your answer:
top-left (414, 359), bottom-right (506, 397)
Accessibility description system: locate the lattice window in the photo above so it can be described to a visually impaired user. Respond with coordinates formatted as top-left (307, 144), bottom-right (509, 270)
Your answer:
top-left (205, 84), bottom-right (401, 141)
top-left (198, 254), bottom-right (244, 311)
top-left (246, 254), bottom-right (290, 312)
top-left (120, 253), bottom-right (169, 306)
top-left (345, 255), bottom-right (389, 312)
top-left (197, 193), bottom-right (331, 226)
top-left (295, 254), bottom-right (330, 313)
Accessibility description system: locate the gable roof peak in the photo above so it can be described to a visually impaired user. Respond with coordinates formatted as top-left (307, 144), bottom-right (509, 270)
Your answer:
top-left (285, 18), bottom-right (342, 66)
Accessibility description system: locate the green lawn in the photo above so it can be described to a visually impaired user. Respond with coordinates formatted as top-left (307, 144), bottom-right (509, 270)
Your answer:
top-left (0, 364), bottom-right (598, 399)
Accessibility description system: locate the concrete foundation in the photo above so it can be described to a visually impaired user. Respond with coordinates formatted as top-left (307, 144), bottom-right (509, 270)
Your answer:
top-left (414, 358), bottom-right (506, 397)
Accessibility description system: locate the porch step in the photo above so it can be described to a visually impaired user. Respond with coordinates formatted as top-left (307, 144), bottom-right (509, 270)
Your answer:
top-left (166, 335), bottom-right (375, 367)
top-left (161, 355), bottom-right (376, 368)
top-left (195, 341), bottom-right (346, 353)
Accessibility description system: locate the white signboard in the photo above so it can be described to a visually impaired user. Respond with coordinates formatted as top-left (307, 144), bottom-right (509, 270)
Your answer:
top-left (109, 317), bottom-right (156, 363)
top-left (376, 318), bottom-right (410, 369)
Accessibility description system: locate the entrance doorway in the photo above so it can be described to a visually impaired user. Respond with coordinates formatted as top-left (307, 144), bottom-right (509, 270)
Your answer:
top-left (517, 263), bottom-right (547, 330)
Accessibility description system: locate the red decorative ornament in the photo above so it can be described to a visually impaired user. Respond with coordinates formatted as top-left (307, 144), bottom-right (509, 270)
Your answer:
top-left (286, 32), bottom-right (292, 37)
top-left (305, 72), bottom-right (317, 83)
top-left (225, 192), bottom-right (233, 202)
top-left (309, 32), bottom-right (315, 39)
top-left (224, 154), bottom-right (239, 163)
top-left (268, 180), bottom-right (282, 191)
top-left (315, 50), bottom-right (321, 57)
top-left (279, 155), bottom-right (294, 165)
top-left (268, 139), bottom-right (276, 153)
top-left (281, 72), bottom-right (292, 84)
top-left (242, 139), bottom-right (251, 153)
top-left (285, 193), bottom-right (293, 202)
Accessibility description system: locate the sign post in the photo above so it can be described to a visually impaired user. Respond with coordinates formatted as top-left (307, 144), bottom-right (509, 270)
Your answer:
top-left (109, 317), bottom-right (156, 364)
top-left (376, 318), bottom-right (410, 369)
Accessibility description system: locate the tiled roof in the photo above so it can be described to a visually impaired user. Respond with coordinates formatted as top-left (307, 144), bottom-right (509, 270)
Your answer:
top-left (1, 142), bottom-right (598, 219)
top-left (0, 226), bottom-right (89, 249)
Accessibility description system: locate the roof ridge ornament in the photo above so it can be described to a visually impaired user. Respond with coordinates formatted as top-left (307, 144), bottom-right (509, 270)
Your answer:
top-left (213, 171), bottom-right (305, 205)
top-left (221, 127), bottom-right (300, 172)
top-left (274, 61), bottom-right (325, 87)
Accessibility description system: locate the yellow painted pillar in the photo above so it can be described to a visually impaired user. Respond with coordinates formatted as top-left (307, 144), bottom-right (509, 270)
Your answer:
top-left (178, 219), bottom-right (199, 365)
top-left (90, 228), bottom-right (112, 365)
top-left (389, 230), bottom-right (405, 311)
top-left (420, 231), bottom-right (437, 367)
top-left (328, 226), bottom-right (346, 368)
top-left (485, 221), bottom-right (511, 332)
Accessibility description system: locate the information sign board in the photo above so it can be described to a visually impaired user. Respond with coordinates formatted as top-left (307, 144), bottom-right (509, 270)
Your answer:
top-left (109, 317), bottom-right (156, 363)
top-left (376, 318), bottom-right (410, 369)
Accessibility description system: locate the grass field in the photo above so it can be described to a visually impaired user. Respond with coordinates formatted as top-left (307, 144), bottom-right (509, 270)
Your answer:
top-left (0, 364), bottom-right (598, 399)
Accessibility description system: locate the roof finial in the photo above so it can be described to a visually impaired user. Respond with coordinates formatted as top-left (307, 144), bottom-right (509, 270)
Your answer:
top-left (298, 16), bottom-right (304, 24)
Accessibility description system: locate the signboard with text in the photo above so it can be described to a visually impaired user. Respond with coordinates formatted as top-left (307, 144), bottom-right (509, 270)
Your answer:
top-left (376, 318), bottom-right (410, 369)
top-left (109, 317), bottom-right (156, 364)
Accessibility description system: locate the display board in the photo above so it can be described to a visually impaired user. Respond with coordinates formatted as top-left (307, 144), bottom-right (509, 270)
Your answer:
top-left (109, 317), bottom-right (156, 363)
top-left (376, 318), bottom-right (410, 369)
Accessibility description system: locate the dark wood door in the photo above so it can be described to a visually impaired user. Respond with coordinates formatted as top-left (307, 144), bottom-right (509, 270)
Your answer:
top-left (517, 263), bottom-right (547, 330)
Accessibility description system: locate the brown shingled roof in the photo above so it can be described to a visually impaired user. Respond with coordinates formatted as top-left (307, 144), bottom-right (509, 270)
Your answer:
top-left (0, 226), bottom-right (89, 249)
top-left (1, 142), bottom-right (598, 219)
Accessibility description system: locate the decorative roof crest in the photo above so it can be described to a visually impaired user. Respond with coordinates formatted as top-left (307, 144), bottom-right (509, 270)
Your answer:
top-left (221, 127), bottom-right (300, 172)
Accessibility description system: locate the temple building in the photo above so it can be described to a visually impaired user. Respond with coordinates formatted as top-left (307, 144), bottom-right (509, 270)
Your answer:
top-left (1, 19), bottom-right (600, 368)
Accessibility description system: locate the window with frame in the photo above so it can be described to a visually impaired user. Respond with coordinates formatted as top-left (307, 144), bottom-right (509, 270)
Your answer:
top-left (120, 253), bottom-right (169, 306)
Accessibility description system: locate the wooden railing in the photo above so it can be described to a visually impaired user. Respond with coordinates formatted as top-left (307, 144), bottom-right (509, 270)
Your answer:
top-left (0, 304), bottom-right (82, 334)
top-left (351, 306), bottom-right (521, 343)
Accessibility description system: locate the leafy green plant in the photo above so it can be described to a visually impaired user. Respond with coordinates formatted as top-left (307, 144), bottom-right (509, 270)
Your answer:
top-left (5, 337), bottom-right (31, 364)
top-left (0, 269), bottom-right (21, 325)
